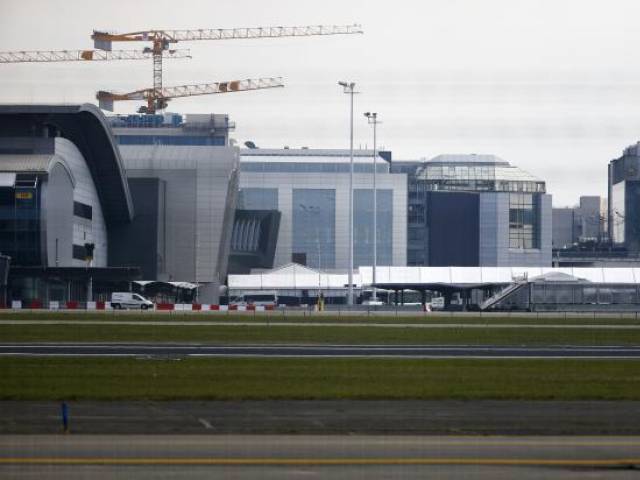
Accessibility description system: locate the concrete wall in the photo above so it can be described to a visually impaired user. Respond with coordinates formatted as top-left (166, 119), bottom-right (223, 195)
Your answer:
top-left (119, 145), bottom-right (239, 302)
top-left (42, 161), bottom-right (74, 267)
top-left (55, 138), bottom-right (108, 267)
top-left (479, 192), bottom-right (552, 267)
top-left (239, 170), bottom-right (407, 270)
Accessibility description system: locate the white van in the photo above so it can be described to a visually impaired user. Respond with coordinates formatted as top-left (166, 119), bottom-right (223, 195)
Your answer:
top-left (110, 292), bottom-right (154, 310)
top-left (230, 291), bottom-right (278, 307)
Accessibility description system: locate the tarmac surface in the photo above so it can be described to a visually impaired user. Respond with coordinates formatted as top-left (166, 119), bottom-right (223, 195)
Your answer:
top-left (3, 400), bottom-right (640, 435)
top-left (0, 434), bottom-right (638, 479)
top-left (2, 342), bottom-right (640, 358)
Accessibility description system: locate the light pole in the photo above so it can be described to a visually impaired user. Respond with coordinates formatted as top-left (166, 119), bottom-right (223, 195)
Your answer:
top-left (364, 112), bottom-right (380, 302)
top-left (339, 81), bottom-right (357, 306)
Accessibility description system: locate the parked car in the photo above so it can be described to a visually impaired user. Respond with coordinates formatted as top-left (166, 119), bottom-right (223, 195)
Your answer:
top-left (110, 292), bottom-right (154, 310)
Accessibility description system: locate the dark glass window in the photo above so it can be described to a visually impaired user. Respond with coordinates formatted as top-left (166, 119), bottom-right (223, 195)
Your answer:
top-left (354, 189), bottom-right (393, 268)
top-left (73, 201), bottom-right (92, 220)
top-left (509, 193), bottom-right (539, 249)
top-left (292, 189), bottom-right (336, 269)
top-left (0, 184), bottom-right (41, 266)
top-left (72, 244), bottom-right (87, 261)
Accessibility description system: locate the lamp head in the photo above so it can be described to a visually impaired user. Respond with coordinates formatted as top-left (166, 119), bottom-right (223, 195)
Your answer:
top-left (338, 81), bottom-right (348, 88)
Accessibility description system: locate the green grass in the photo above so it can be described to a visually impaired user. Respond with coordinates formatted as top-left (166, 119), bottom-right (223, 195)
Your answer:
top-left (1, 323), bottom-right (640, 345)
top-left (2, 310), bottom-right (640, 325)
top-left (1, 357), bottom-right (638, 400)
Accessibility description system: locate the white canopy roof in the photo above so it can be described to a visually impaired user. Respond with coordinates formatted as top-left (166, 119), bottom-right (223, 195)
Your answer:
top-left (229, 266), bottom-right (640, 290)
top-left (228, 263), bottom-right (361, 290)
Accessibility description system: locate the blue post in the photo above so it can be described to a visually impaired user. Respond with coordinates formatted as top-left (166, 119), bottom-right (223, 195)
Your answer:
top-left (61, 402), bottom-right (69, 433)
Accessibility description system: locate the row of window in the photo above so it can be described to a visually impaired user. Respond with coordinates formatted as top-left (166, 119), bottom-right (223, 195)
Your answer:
top-left (531, 284), bottom-right (640, 305)
top-left (241, 162), bottom-right (389, 174)
top-left (509, 193), bottom-right (539, 249)
top-left (424, 180), bottom-right (544, 193)
top-left (116, 135), bottom-right (226, 146)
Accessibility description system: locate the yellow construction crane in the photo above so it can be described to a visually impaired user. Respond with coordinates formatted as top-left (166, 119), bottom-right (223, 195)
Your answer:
top-left (97, 77), bottom-right (284, 112)
top-left (91, 24), bottom-right (363, 113)
top-left (0, 48), bottom-right (190, 63)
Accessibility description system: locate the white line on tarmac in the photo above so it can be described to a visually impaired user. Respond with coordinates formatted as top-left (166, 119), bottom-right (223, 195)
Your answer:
top-left (198, 418), bottom-right (214, 430)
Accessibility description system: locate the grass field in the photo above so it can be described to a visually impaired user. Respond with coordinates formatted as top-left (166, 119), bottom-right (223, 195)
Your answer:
top-left (1, 323), bottom-right (640, 345)
top-left (1, 357), bottom-right (638, 401)
top-left (2, 310), bottom-right (640, 325)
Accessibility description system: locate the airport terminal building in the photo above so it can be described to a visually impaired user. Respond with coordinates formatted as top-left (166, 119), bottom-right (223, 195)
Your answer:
top-left (0, 107), bottom-right (239, 305)
top-left (236, 148), bottom-right (408, 272)
top-left (400, 154), bottom-right (552, 267)
top-left (0, 104), bottom-right (139, 304)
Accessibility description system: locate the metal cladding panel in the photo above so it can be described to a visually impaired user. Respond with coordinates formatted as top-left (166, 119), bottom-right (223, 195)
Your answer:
top-left (0, 104), bottom-right (134, 226)
top-left (0, 172), bottom-right (15, 187)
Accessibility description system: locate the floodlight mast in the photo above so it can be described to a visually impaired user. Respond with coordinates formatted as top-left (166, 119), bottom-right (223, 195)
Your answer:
top-left (364, 111), bottom-right (380, 302)
top-left (339, 81), bottom-right (358, 306)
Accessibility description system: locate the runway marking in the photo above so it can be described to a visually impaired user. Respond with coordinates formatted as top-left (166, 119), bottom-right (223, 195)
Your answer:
top-left (198, 418), bottom-right (213, 430)
top-left (0, 457), bottom-right (638, 467)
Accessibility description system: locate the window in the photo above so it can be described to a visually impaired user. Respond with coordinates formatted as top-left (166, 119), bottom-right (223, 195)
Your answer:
top-left (354, 189), bottom-right (393, 268)
top-left (72, 244), bottom-right (86, 261)
top-left (73, 201), bottom-right (92, 220)
top-left (237, 189), bottom-right (278, 210)
top-left (509, 193), bottom-right (539, 249)
top-left (292, 189), bottom-right (336, 268)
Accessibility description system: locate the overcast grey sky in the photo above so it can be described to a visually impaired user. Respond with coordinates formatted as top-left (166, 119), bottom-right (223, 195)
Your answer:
top-left (3, 0), bottom-right (640, 206)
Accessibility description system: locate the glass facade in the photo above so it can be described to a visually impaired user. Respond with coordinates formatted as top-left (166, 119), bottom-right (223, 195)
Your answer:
top-left (419, 163), bottom-right (545, 194)
top-left (0, 178), bottom-right (41, 266)
top-left (237, 188), bottom-right (278, 210)
top-left (509, 193), bottom-right (539, 249)
top-left (241, 162), bottom-right (389, 174)
top-left (494, 282), bottom-right (640, 311)
top-left (292, 189), bottom-right (336, 269)
top-left (354, 189), bottom-right (393, 268)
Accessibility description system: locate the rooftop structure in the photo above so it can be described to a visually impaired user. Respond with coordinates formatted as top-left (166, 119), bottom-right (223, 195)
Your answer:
top-left (416, 154), bottom-right (545, 193)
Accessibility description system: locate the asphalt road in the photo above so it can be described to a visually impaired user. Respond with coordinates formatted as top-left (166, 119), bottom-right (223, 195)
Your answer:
top-left (0, 435), bottom-right (638, 479)
top-left (2, 343), bottom-right (640, 358)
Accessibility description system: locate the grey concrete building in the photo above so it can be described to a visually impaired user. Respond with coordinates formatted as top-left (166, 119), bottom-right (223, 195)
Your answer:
top-left (609, 142), bottom-right (640, 252)
top-left (238, 148), bottom-right (407, 271)
top-left (552, 207), bottom-right (578, 249)
top-left (109, 113), bottom-right (239, 303)
top-left (553, 196), bottom-right (607, 250)
top-left (404, 154), bottom-right (552, 267)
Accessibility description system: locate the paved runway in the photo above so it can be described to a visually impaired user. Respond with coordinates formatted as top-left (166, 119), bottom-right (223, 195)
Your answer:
top-left (0, 435), bottom-right (638, 479)
top-left (4, 400), bottom-right (640, 435)
top-left (2, 343), bottom-right (640, 358)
